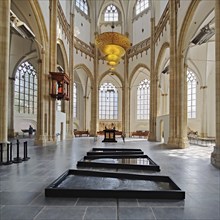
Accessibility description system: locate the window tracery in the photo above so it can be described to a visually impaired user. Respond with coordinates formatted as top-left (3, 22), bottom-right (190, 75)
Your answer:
top-left (104, 4), bottom-right (118, 22)
top-left (187, 69), bottom-right (197, 119)
top-left (99, 82), bottom-right (118, 120)
top-left (75, 0), bottom-right (88, 15)
top-left (14, 61), bottom-right (37, 114)
top-left (135, 0), bottom-right (150, 16)
top-left (137, 79), bottom-right (150, 120)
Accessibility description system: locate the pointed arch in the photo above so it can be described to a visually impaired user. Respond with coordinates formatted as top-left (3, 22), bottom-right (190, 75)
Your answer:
top-left (74, 64), bottom-right (94, 84)
top-left (98, 70), bottom-right (123, 87)
top-left (29, 1), bottom-right (48, 56)
top-left (57, 38), bottom-right (69, 72)
top-left (155, 42), bottom-right (170, 77)
top-left (178, 0), bottom-right (206, 57)
top-left (129, 63), bottom-right (150, 87)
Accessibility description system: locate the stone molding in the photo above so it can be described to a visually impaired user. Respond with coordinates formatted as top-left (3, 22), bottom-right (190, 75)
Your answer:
top-left (154, 3), bottom-right (169, 44)
top-left (127, 38), bottom-right (150, 59)
top-left (74, 37), bottom-right (95, 59)
top-left (57, 2), bottom-right (71, 43)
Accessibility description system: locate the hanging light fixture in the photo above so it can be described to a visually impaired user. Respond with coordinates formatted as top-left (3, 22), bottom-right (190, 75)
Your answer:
top-left (95, 3), bottom-right (130, 71)
top-left (95, 32), bottom-right (130, 70)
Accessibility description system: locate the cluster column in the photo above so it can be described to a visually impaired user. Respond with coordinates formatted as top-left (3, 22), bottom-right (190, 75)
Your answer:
top-left (200, 86), bottom-right (208, 137)
top-left (211, 0), bottom-right (220, 168)
top-left (149, 17), bottom-right (157, 141)
top-left (122, 53), bottom-right (130, 136)
top-left (90, 42), bottom-right (98, 136)
top-left (167, 0), bottom-right (178, 147)
top-left (48, 0), bottom-right (58, 142)
top-left (66, 11), bottom-right (74, 138)
top-left (168, 0), bottom-right (188, 148)
top-left (0, 0), bottom-right (10, 144)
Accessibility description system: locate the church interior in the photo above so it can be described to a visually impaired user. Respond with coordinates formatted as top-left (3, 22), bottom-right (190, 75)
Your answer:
top-left (0, 0), bottom-right (220, 219)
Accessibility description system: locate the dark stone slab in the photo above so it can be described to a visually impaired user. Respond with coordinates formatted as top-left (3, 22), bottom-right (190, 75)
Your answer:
top-left (45, 169), bottom-right (185, 200)
top-left (77, 154), bottom-right (160, 171)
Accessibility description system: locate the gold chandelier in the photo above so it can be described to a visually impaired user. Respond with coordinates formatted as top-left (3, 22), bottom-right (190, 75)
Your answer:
top-left (95, 32), bottom-right (130, 70)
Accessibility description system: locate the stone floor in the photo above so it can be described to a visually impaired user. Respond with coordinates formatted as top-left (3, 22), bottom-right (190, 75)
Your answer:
top-left (0, 136), bottom-right (219, 220)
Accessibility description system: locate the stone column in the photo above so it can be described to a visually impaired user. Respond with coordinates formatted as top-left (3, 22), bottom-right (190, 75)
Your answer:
top-left (200, 86), bottom-right (208, 137)
top-left (176, 55), bottom-right (188, 148)
top-left (66, 12), bottom-right (74, 138)
top-left (35, 50), bottom-right (48, 146)
top-left (148, 17), bottom-right (157, 141)
top-left (48, 0), bottom-right (57, 142)
top-left (167, 0), bottom-right (178, 147)
top-left (0, 0), bottom-right (10, 144)
top-left (161, 94), bottom-right (168, 115)
top-left (122, 53), bottom-right (130, 136)
top-left (90, 44), bottom-right (98, 136)
top-left (211, 0), bottom-right (220, 168)
top-left (8, 78), bottom-right (15, 137)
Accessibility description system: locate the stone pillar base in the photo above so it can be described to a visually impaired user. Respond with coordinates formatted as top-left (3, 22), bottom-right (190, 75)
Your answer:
top-left (167, 137), bottom-right (178, 148)
top-left (167, 137), bottom-right (189, 149)
top-left (148, 133), bottom-right (157, 142)
top-left (8, 129), bottom-right (15, 138)
top-left (177, 137), bottom-right (189, 149)
top-left (66, 132), bottom-right (74, 139)
top-left (211, 146), bottom-right (220, 168)
top-left (34, 135), bottom-right (50, 146)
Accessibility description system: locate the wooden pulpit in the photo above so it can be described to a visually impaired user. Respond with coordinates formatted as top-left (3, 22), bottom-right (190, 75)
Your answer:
top-left (102, 129), bottom-right (117, 142)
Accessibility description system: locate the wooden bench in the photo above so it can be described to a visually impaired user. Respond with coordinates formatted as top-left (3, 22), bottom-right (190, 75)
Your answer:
top-left (97, 131), bottom-right (104, 135)
top-left (74, 130), bottom-right (89, 137)
top-left (97, 130), bottom-right (122, 136)
top-left (131, 130), bottom-right (149, 138)
top-left (115, 130), bottom-right (122, 136)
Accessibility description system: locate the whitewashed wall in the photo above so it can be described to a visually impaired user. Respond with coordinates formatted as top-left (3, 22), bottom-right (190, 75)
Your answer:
top-left (132, 13), bottom-right (151, 45)
top-left (56, 111), bottom-right (66, 141)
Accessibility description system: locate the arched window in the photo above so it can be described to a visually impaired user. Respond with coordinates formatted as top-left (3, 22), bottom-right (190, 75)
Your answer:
top-left (99, 82), bottom-right (118, 120)
top-left (135, 0), bottom-right (149, 16)
top-left (187, 69), bottom-right (197, 119)
top-left (14, 61), bottom-right (37, 114)
top-left (104, 4), bottom-right (118, 22)
top-left (75, 0), bottom-right (88, 15)
top-left (137, 79), bottom-right (150, 119)
top-left (73, 82), bottom-right (77, 118)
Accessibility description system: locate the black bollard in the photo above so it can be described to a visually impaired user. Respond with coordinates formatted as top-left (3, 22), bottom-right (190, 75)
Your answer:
top-left (23, 141), bottom-right (30, 161)
top-left (13, 139), bottom-right (23, 163)
top-left (3, 143), bottom-right (13, 165)
top-left (0, 143), bottom-right (3, 165)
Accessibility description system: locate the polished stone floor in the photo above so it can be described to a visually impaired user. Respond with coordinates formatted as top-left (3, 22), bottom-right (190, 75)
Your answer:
top-left (0, 136), bottom-right (219, 220)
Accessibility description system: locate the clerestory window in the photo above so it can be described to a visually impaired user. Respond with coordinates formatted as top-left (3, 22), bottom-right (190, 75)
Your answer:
top-left (75, 0), bottom-right (88, 15)
top-left (135, 0), bottom-right (150, 16)
top-left (104, 4), bottom-right (118, 22)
